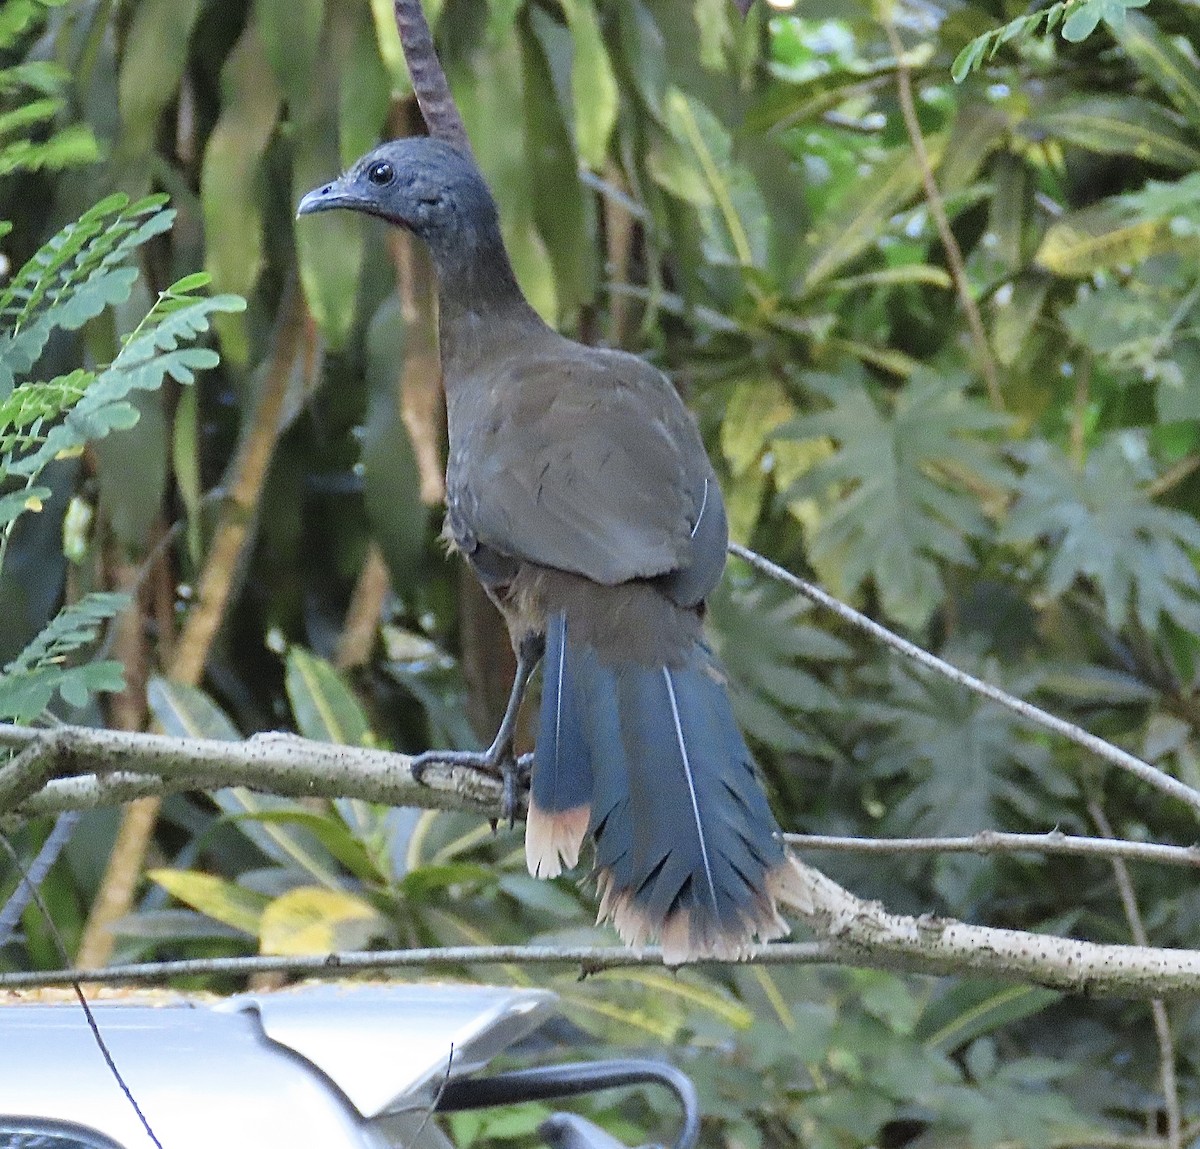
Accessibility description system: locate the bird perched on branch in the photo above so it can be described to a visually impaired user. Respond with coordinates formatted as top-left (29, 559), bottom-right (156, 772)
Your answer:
top-left (298, 138), bottom-right (806, 962)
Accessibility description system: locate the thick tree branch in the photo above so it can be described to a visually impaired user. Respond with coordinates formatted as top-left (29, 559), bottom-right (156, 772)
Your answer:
top-left (730, 543), bottom-right (1200, 819)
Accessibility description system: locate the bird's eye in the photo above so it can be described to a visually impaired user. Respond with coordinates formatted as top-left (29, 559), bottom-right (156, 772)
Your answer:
top-left (366, 161), bottom-right (394, 186)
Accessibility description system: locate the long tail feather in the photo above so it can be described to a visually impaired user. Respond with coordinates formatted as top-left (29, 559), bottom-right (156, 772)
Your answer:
top-left (526, 612), bottom-right (592, 879)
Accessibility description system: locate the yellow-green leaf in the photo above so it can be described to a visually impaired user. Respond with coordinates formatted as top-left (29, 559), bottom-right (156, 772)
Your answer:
top-left (148, 869), bottom-right (267, 935)
top-left (1035, 215), bottom-right (1174, 276)
top-left (720, 378), bottom-right (796, 476)
top-left (258, 886), bottom-right (385, 955)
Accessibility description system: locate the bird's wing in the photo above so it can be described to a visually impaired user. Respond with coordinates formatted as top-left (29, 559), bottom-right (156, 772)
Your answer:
top-left (448, 348), bottom-right (725, 598)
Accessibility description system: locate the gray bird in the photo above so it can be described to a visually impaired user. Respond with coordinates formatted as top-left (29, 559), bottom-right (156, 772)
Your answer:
top-left (298, 138), bottom-right (805, 961)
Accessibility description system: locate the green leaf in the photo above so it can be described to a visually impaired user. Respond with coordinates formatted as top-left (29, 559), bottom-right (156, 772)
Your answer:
top-left (146, 676), bottom-right (241, 741)
top-left (798, 140), bottom-right (941, 291)
top-left (917, 981), bottom-right (1063, 1053)
top-left (284, 646), bottom-right (373, 747)
top-left (5, 590), bottom-right (130, 675)
top-left (1034, 203), bottom-right (1182, 277)
top-left (255, 0), bottom-right (324, 107)
top-left (779, 370), bottom-right (1011, 628)
top-left (1109, 12), bottom-right (1200, 128)
top-left (1062, 0), bottom-right (1148, 42)
top-left (9, 294), bottom-right (245, 477)
top-left (259, 885), bottom-right (385, 955)
top-left (650, 88), bottom-right (767, 268)
top-left (232, 810), bottom-right (382, 883)
top-left (200, 23), bottom-right (282, 362)
top-left (559, 0), bottom-right (618, 169)
top-left (710, 578), bottom-right (850, 755)
top-left (523, 12), bottom-right (599, 318)
top-left (293, 98), bottom-right (364, 348)
top-left (116, 0), bottom-right (203, 172)
top-left (1001, 435), bottom-right (1200, 633)
top-left (1024, 97), bottom-right (1200, 169)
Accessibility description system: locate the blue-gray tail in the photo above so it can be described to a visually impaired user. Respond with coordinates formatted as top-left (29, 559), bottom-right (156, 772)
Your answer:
top-left (526, 611), bottom-right (796, 961)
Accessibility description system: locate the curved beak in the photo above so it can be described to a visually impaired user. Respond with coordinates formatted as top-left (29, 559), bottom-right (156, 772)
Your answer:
top-left (297, 178), bottom-right (355, 218)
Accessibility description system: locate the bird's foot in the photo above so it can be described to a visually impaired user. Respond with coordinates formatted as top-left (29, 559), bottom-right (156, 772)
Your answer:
top-left (409, 745), bottom-right (533, 826)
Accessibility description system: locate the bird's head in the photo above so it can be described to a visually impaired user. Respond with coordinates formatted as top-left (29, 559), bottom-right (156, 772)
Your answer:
top-left (297, 137), bottom-right (502, 265)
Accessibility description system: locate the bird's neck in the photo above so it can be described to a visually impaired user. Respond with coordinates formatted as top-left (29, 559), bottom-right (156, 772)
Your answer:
top-left (431, 236), bottom-right (551, 380)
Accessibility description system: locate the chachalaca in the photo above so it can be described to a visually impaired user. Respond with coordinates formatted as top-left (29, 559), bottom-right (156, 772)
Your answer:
top-left (298, 138), bottom-right (805, 961)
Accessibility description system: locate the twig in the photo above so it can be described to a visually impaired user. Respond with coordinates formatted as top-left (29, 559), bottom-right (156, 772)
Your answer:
top-left (882, 14), bottom-right (1002, 408)
top-left (785, 830), bottom-right (1200, 868)
top-left (729, 542), bottom-right (1200, 819)
top-left (3, 906), bottom-right (1200, 996)
top-left (0, 831), bottom-right (164, 1149)
top-left (0, 811), bottom-right (80, 946)
top-left (1089, 801), bottom-right (1180, 1149)
top-left (392, 0), bottom-right (473, 156)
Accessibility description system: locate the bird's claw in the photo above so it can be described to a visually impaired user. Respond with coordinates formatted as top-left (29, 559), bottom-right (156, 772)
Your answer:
top-left (409, 743), bottom-right (529, 826)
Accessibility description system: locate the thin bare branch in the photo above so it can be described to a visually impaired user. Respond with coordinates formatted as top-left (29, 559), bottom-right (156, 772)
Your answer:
top-left (785, 830), bottom-right (1200, 869)
top-left (882, 14), bottom-right (1002, 407)
top-left (1090, 801), bottom-right (1180, 1149)
top-left (729, 542), bottom-right (1200, 819)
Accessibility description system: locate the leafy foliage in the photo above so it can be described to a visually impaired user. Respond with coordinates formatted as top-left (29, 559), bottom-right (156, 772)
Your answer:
top-left (1003, 435), bottom-right (1200, 632)
top-left (780, 370), bottom-right (1010, 628)
top-left (952, 0), bottom-right (1150, 80)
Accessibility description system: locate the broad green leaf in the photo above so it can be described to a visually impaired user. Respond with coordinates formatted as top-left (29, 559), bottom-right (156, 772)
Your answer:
top-left (523, 13), bottom-right (599, 318)
top-left (1110, 12), bottom-right (1200, 127)
top-left (780, 370), bottom-right (1011, 628)
top-left (255, 0), bottom-right (324, 108)
top-left (991, 274), bottom-right (1050, 368)
top-left (148, 869), bottom-right (268, 935)
top-left (451, 33), bottom-right (557, 321)
top-left (146, 676), bottom-right (241, 741)
top-left (360, 294), bottom-right (428, 592)
top-left (336, 6), bottom-right (392, 168)
top-left (294, 89), bottom-right (364, 347)
top-left (917, 981), bottom-right (1063, 1053)
top-left (1026, 97), bottom-right (1200, 169)
top-left (1001, 435), bottom-right (1200, 633)
top-left (719, 377), bottom-right (796, 476)
top-left (116, 0), bottom-right (202, 179)
top-left (201, 24), bottom-right (282, 362)
top-left (650, 88), bottom-right (767, 268)
top-left (1035, 205), bottom-right (1180, 277)
top-left (284, 646), bottom-right (373, 747)
top-left (368, 0), bottom-right (411, 95)
top-left (559, 0), bottom-right (618, 169)
top-left (234, 810), bottom-right (382, 883)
